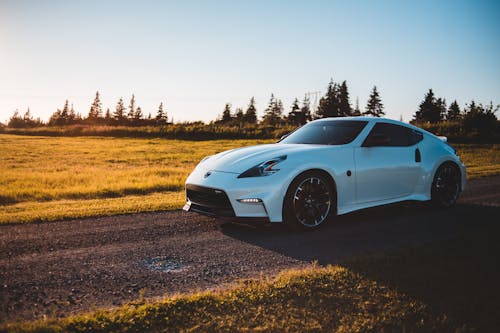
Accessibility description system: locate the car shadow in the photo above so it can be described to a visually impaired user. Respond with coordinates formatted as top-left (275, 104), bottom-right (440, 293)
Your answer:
top-left (220, 201), bottom-right (486, 264)
top-left (220, 202), bottom-right (500, 330)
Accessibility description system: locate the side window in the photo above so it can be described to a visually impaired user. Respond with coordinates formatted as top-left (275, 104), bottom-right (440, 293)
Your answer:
top-left (409, 129), bottom-right (423, 145)
top-left (363, 123), bottom-right (410, 147)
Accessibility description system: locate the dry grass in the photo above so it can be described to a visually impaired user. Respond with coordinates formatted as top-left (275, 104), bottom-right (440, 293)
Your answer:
top-left (0, 135), bottom-right (270, 224)
top-left (0, 135), bottom-right (271, 204)
top-left (454, 143), bottom-right (500, 177)
top-left (0, 135), bottom-right (498, 224)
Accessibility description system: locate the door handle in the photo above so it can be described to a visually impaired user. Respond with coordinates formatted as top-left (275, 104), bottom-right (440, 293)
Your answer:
top-left (415, 148), bottom-right (421, 163)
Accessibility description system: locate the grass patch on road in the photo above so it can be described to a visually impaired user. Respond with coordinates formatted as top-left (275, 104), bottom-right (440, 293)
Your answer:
top-left (4, 209), bottom-right (499, 332)
top-left (0, 134), bottom-right (498, 224)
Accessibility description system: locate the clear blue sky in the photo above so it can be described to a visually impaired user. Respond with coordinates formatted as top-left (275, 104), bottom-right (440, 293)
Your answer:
top-left (1, 0), bottom-right (499, 123)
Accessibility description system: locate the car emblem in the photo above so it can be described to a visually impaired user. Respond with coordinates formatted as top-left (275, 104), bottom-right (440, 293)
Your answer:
top-left (204, 171), bottom-right (212, 178)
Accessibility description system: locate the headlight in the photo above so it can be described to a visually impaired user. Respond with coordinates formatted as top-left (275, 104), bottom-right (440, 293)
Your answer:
top-left (238, 155), bottom-right (287, 178)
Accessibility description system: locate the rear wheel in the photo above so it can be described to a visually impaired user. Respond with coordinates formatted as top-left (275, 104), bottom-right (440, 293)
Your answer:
top-left (431, 163), bottom-right (461, 208)
top-left (283, 171), bottom-right (335, 230)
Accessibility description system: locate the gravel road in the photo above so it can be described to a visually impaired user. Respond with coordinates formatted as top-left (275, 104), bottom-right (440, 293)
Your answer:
top-left (1, 176), bottom-right (499, 323)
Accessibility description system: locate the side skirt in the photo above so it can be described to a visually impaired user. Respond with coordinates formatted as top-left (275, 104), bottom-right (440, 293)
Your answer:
top-left (338, 194), bottom-right (430, 216)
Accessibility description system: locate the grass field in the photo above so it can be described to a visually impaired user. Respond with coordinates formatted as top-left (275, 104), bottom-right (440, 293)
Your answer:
top-left (4, 206), bottom-right (499, 332)
top-left (0, 135), bottom-right (271, 224)
top-left (0, 134), bottom-right (499, 224)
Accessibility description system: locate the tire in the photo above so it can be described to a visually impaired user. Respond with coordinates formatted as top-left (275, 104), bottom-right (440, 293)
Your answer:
top-left (431, 162), bottom-right (461, 208)
top-left (283, 171), bottom-right (336, 230)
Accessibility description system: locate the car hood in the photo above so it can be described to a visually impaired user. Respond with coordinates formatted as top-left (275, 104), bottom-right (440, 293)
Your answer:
top-left (198, 143), bottom-right (326, 174)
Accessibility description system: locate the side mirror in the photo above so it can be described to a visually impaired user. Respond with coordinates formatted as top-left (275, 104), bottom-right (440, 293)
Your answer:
top-left (364, 133), bottom-right (390, 147)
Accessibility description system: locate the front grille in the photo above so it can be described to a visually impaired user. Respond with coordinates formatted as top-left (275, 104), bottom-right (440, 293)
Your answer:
top-left (186, 184), bottom-right (235, 217)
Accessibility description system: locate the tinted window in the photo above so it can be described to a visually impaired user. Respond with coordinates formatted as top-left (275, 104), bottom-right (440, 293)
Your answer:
top-left (281, 120), bottom-right (368, 145)
top-left (364, 123), bottom-right (423, 147)
top-left (409, 129), bottom-right (424, 145)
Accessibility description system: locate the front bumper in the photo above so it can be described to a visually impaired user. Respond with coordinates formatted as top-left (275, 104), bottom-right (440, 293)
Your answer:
top-left (183, 167), bottom-right (290, 222)
top-left (184, 184), bottom-right (236, 217)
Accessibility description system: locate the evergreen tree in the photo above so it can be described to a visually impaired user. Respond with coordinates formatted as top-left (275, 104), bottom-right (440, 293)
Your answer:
top-left (436, 98), bottom-right (447, 121)
top-left (134, 106), bottom-right (143, 120)
top-left (286, 98), bottom-right (301, 126)
top-left (8, 110), bottom-right (23, 127)
top-left (276, 99), bottom-right (284, 125)
top-left (68, 103), bottom-right (76, 123)
top-left (221, 103), bottom-right (233, 123)
top-left (8, 109), bottom-right (39, 128)
top-left (88, 91), bottom-right (102, 119)
top-left (235, 107), bottom-right (244, 128)
top-left (287, 97), bottom-right (311, 126)
top-left (262, 94), bottom-right (283, 126)
top-left (463, 101), bottom-right (498, 138)
top-left (23, 108), bottom-right (30, 122)
top-left (243, 97), bottom-right (258, 124)
top-left (114, 97), bottom-right (126, 121)
top-left (316, 79), bottom-right (341, 118)
top-left (48, 109), bottom-right (63, 126)
top-left (352, 97), bottom-right (361, 116)
top-left (447, 100), bottom-right (461, 121)
top-left (156, 102), bottom-right (168, 124)
top-left (414, 89), bottom-right (441, 123)
top-left (105, 108), bottom-right (112, 120)
top-left (61, 100), bottom-right (70, 122)
top-left (363, 86), bottom-right (385, 117)
top-left (128, 94), bottom-right (136, 119)
top-left (339, 81), bottom-right (352, 116)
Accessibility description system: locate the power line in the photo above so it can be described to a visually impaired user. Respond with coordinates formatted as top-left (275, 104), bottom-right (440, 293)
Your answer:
top-left (305, 90), bottom-right (321, 114)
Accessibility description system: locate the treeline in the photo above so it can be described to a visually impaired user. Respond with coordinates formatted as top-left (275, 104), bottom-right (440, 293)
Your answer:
top-left (411, 89), bottom-right (499, 142)
top-left (215, 81), bottom-right (383, 128)
top-left (3, 79), bottom-right (498, 142)
top-left (4, 79), bottom-right (385, 129)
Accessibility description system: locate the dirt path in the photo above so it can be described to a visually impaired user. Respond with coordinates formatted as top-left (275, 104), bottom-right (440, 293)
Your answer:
top-left (1, 176), bottom-right (499, 323)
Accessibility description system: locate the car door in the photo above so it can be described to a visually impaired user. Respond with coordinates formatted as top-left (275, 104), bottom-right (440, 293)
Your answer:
top-left (354, 122), bottom-right (422, 204)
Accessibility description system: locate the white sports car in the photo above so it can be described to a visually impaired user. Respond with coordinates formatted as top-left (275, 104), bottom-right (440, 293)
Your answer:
top-left (183, 117), bottom-right (466, 229)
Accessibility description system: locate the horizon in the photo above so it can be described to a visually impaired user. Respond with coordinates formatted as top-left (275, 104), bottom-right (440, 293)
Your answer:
top-left (1, 0), bottom-right (499, 124)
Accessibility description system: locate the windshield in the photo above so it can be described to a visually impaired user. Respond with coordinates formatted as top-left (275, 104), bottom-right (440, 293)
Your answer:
top-left (280, 120), bottom-right (368, 145)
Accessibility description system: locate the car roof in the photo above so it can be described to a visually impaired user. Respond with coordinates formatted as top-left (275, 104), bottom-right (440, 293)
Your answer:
top-left (313, 116), bottom-right (397, 123)
top-left (313, 116), bottom-right (421, 128)
top-left (311, 116), bottom-right (441, 140)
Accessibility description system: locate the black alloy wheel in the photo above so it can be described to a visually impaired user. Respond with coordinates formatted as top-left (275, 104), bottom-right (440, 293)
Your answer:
top-left (431, 163), bottom-right (461, 208)
top-left (284, 171), bottom-right (335, 229)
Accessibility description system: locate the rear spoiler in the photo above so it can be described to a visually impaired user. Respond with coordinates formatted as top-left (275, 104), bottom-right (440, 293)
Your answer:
top-left (437, 136), bottom-right (448, 142)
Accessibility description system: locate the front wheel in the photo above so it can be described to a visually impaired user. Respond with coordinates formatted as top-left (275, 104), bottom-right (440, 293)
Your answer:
top-left (431, 163), bottom-right (461, 208)
top-left (283, 171), bottom-right (335, 230)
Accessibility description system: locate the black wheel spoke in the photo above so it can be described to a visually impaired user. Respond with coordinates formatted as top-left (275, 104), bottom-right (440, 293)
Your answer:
top-left (433, 165), bottom-right (460, 207)
top-left (292, 177), bottom-right (331, 227)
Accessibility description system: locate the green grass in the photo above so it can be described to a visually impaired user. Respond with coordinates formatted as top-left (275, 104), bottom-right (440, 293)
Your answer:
top-left (0, 135), bottom-right (498, 224)
top-left (3, 208), bottom-right (499, 332)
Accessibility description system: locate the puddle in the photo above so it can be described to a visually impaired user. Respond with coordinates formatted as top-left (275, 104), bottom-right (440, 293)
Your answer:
top-left (143, 257), bottom-right (183, 273)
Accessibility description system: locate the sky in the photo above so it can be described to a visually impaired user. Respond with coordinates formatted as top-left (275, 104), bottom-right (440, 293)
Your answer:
top-left (1, 0), bottom-right (499, 124)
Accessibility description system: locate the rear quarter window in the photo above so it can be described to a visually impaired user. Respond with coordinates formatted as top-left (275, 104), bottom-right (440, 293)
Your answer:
top-left (409, 129), bottom-right (423, 145)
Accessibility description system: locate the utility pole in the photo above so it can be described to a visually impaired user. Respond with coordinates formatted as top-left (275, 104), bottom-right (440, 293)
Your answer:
top-left (305, 90), bottom-right (321, 115)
